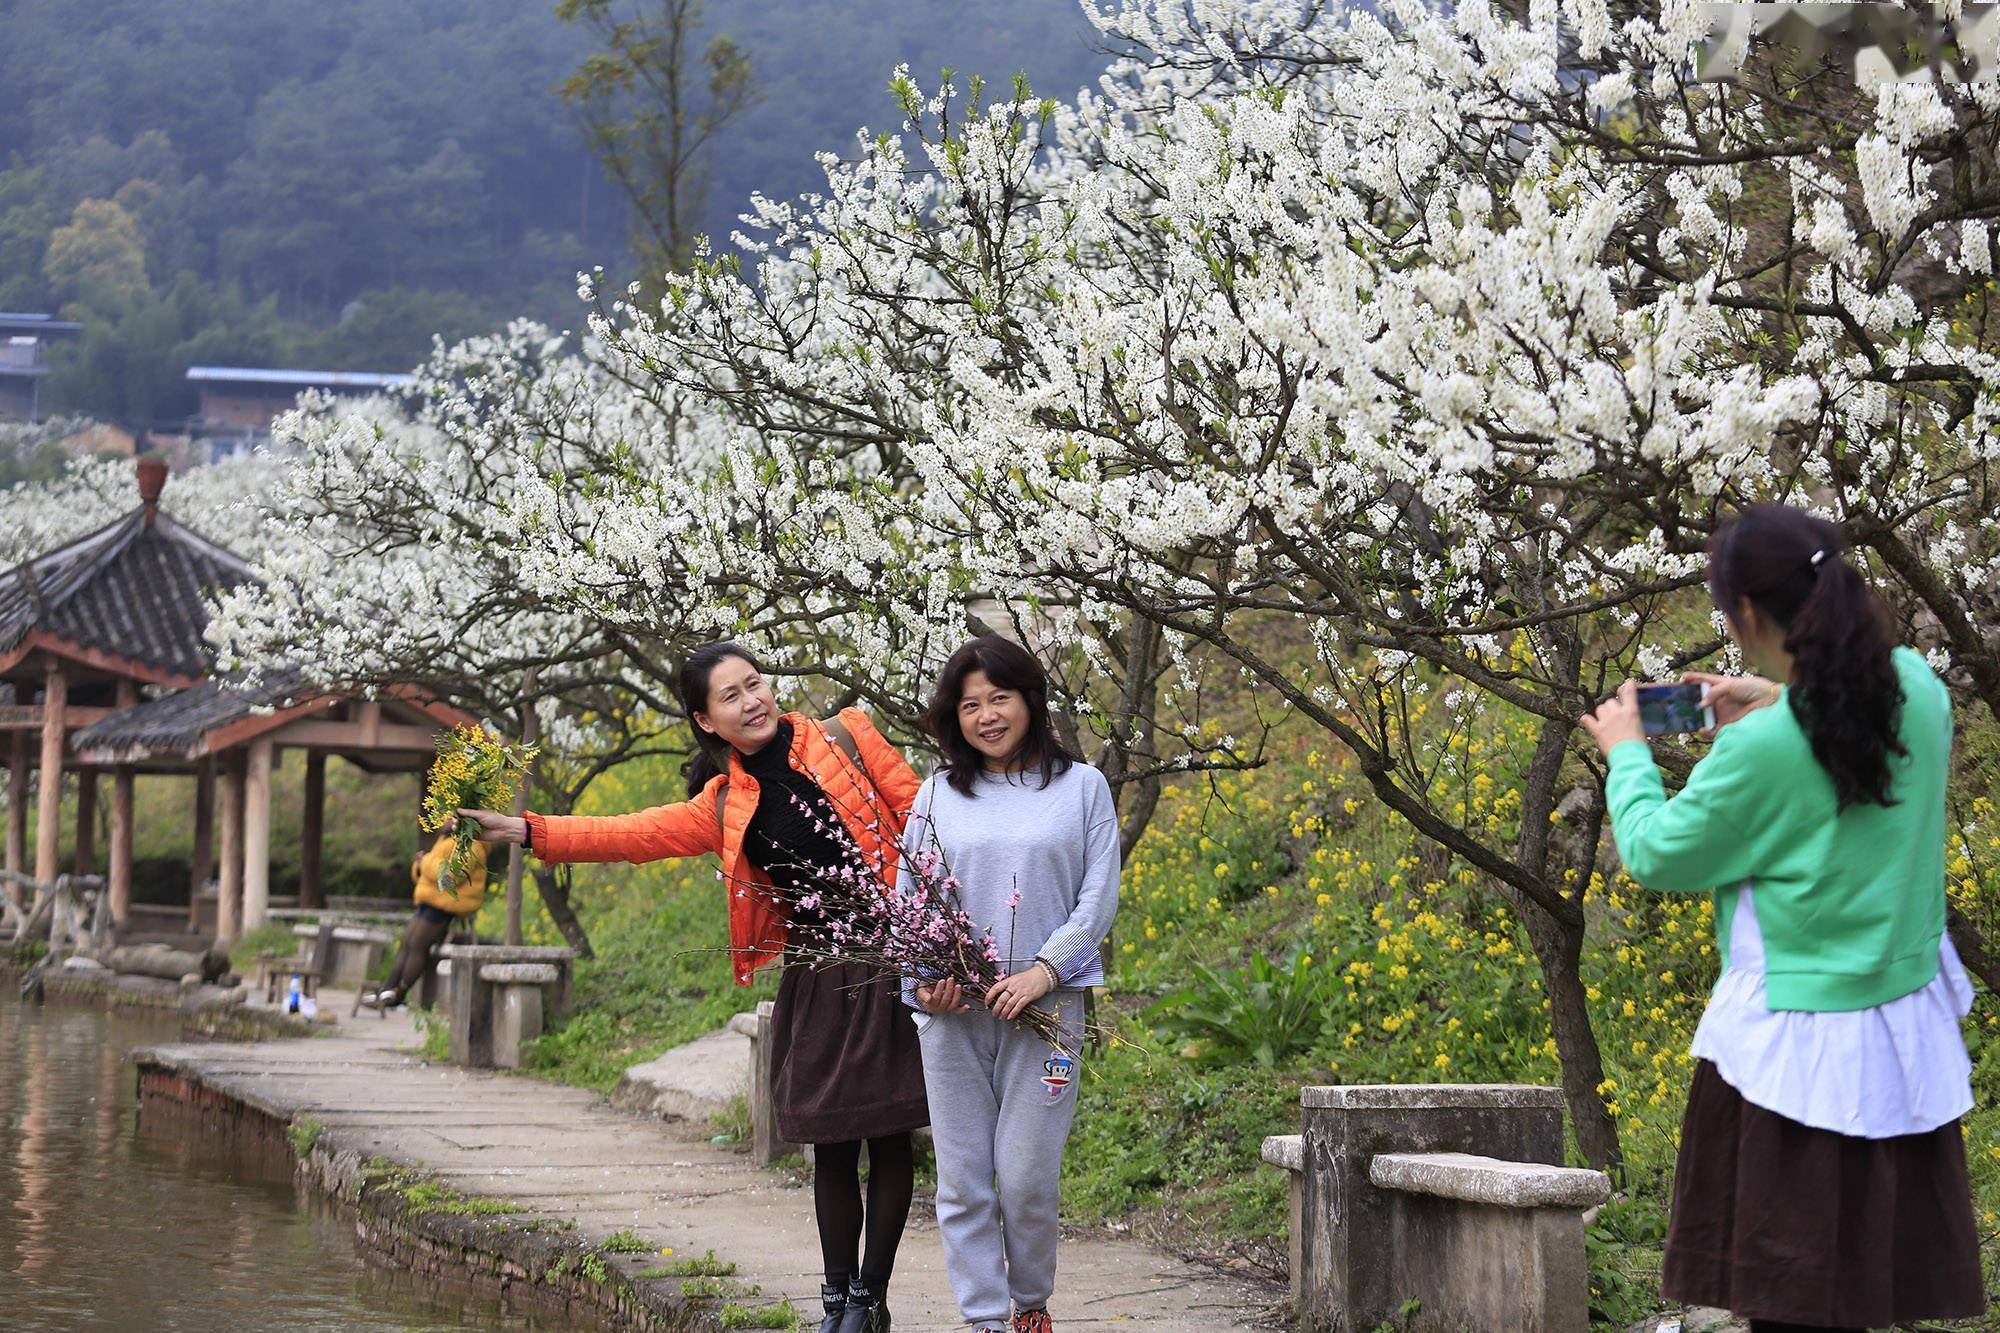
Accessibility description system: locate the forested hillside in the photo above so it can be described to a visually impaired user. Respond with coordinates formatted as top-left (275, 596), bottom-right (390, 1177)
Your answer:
top-left (0, 0), bottom-right (1101, 426)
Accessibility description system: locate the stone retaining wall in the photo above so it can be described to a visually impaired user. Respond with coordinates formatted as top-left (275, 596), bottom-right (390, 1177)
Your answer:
top-left (134, 1048), bottom-right (715, 1332)
top-left (0, 956), bottom-right (313, 1040)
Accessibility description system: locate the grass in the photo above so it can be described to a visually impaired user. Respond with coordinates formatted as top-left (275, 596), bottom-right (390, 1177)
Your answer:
top-left (228, 922), bottom-right (301, 972)
top-left (655, 1248), bottom-right (735, 1277)
top-left (600, 1227), bottom-right (653, 1253)
top-left (718, 1299), bottom-right (799, 1329)
top-left (286, 1115), bottom-right (326, 1157)
top-left (362, 1162), bottom-right (527, 1219)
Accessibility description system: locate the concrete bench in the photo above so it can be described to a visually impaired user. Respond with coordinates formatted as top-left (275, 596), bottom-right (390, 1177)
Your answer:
top-left (254, 952), bottom-right (321, 1005)
top-left (731, 1001), bottom-right (801, 1165)
top-left (478, 962), bottom-right (560, 1069)
top-left (1264, 1084), bottom-right (1610, 1332)
top-left (293, 920), bottom-right (396, 987)
top-left (441, 944), bottom-right (575, 1069)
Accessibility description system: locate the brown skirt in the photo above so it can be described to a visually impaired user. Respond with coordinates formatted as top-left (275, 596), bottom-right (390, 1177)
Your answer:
top-left (767, 959), bottom-right (929, 1145)
top-left (1662, 1060), bottom-right (1985, 1327)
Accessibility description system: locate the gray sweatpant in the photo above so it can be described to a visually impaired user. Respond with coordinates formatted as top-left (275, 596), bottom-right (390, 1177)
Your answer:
top-left (915, 992), bottom-right (1086, 1329)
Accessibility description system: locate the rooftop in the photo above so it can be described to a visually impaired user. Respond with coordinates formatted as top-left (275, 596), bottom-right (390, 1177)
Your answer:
top-left (0, 313), bottom-right (83, 338)
top-left (0, 482), bottom-right (258, 683)
top-left (185, 365), bottom-right (417, 390)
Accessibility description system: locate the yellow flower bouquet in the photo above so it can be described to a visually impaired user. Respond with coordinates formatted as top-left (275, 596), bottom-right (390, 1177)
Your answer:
top-left (422, 725), bottom-right (538, 887)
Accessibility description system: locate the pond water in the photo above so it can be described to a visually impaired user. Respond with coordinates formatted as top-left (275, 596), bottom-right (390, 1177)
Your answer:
top-left (0, 985), bottom-right (567, 1331)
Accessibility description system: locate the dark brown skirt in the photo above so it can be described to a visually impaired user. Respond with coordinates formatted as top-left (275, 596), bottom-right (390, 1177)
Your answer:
top-left (1662, 1059), bottom-right (1985, 1327)
top-left (767, 959), bottom-right (928, 1145)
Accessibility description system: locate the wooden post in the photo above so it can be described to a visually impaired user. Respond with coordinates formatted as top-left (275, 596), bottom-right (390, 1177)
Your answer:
top-left (217, 751), bottom-right (245, 945)
top-left (299, 751), bottom-right (326, 910)
top-left (189, 759), bottom-right (215, 928)
top-left (6, 732), bottom-right (28, 909)
top-left (33, 664), bottom-right (67, 899)
top-left (243, 739), bottom-right (273, 932)
top-left (107, 680), bottom-right (137, 928)
top-left (110, 768), bottom-right (134, 927)
top-left (73, 770), bottom-right (97, 875)
top-left (507, 676), bottom-right (539, 947)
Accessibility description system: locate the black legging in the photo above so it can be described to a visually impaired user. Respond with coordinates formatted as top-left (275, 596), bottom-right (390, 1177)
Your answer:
top-left (813, 1133), bottom-right (915, 1289)
top-left (384, 911), bottom-right (452, 998)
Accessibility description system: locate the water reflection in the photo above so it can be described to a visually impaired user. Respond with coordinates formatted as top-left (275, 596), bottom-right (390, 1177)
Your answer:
top-left (0, 988), bottom-right (567, 1331)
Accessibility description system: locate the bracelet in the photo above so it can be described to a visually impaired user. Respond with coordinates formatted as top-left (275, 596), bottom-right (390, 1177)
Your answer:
top-left (1034, 957), bottom-right (1061, 990)
top-left (520, 816), bottom-right (533, 851)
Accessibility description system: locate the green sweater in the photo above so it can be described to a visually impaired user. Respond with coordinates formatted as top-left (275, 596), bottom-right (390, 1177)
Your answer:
top-left (1604, 647), bottom-right (1952, 1012)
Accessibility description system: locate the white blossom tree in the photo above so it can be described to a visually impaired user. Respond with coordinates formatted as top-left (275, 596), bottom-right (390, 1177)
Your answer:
top-left (204, 325), bottom-right (706, 954)
top-left (533, 0), bottom-right (2000, 1167)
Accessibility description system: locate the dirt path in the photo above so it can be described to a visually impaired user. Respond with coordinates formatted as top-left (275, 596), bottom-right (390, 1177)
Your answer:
top-left (135, 994), bottom-right (1278, 1330)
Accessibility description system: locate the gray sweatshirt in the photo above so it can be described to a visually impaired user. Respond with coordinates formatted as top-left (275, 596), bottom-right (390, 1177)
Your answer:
top-left (897, 760), bottom-right (1122, 1006)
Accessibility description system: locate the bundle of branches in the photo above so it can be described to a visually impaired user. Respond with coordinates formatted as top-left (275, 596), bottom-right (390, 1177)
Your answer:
top-left (743, 790), bottom-right (1107, 1057)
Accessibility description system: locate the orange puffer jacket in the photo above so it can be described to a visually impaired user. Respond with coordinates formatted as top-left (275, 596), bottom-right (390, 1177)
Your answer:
top-left (523, 708), bottom-right (921, 984)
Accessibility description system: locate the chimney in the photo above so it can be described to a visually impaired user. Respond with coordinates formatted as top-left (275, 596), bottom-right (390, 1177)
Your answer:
top-left (136, 454), bottom-right (169, 527)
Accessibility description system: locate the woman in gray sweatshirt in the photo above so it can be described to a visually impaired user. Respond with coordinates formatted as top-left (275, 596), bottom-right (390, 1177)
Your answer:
top-left (900, 635), bottom-right (1121, 1333)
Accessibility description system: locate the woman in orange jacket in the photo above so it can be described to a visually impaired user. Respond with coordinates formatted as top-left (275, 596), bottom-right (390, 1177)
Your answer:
top-left (458, 642), bottom-right (925, 1333)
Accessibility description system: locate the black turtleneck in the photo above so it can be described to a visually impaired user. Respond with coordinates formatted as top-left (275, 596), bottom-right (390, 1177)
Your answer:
top-left (738, 720), bottom-right (847, 940)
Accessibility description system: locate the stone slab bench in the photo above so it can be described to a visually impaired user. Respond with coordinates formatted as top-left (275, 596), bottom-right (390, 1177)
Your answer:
top-left (1265, 1083), bottom-right (1611, 1332)
top-left (292, 920), bottom-right (396, 988)
top-left (731, 1001), bottom-right (799, 1164)
top-left (1369, 1151), bottom-right (1610, 1209)
top-left (478, 962), bottom-right (561, 1068)
top-left (440, 944), bottom-right (575, 1069)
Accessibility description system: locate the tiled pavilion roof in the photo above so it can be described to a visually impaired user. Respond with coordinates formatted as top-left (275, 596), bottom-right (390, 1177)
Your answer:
top-left (0, 508), bottom-right (256, 683)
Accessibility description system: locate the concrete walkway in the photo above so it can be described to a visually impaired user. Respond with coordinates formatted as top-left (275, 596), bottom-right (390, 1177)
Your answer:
top-left (136, 992), bottom-right (1278, 1330)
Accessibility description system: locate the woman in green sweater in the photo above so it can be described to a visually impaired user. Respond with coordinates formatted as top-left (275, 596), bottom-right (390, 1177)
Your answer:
top-left (1583, 504), bottom-right (1981, 1333)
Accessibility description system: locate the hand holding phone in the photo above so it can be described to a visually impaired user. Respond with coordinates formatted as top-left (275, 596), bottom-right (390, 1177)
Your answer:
top-left (1680, 671), bottom-right (1778, 730)
top-left (1635, 682), bottom-right (1715, 736)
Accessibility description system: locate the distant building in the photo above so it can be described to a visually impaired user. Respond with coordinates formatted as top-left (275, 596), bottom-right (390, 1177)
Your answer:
top-left (53, 421), bottom-right (138, 457)
top-left (185, 365), bottom-right (416, 454)
top-left (0, 313), bottom-right (83, 423)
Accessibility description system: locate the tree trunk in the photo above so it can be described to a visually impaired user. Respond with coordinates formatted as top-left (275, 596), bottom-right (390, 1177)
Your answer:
top-left (1516, 897), bottom-right (1623, 1173)
top-left (1947, 907), bottom-right (2000, 995)
top-left (531, 863), bottom-right (594, 958)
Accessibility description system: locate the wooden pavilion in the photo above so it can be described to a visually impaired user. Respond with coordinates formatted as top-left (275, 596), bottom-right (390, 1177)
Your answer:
top-left (0, 457), bottom-right (474, 943)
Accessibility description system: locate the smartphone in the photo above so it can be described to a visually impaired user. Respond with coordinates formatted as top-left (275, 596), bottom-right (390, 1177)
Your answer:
top-left (1637, 682), bottom-right (1714, 736)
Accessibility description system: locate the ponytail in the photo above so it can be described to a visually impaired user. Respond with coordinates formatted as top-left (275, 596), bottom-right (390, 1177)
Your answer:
top-left (1708, 505), bottom-right (1905, 810)
top-left (676, 641), bottom-right (765, 799)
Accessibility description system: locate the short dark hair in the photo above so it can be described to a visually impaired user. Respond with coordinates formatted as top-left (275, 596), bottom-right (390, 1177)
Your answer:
top-left (923, 635), bottom-right (1078, 797)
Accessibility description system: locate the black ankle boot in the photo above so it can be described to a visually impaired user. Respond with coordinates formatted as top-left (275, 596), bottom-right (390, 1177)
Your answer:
top-left (835, 1275), bottom-right (889, 1333)
top-left (817, 1281), bottom-right (849, 1333)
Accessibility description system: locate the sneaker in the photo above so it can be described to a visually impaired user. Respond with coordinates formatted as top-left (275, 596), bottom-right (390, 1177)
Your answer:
top-left (359, 988), bottom-right (404, 1011)
top-left (1013, 1311), bottom-right (1053, 1333)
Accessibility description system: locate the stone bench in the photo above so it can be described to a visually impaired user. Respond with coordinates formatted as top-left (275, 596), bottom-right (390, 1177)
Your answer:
top-left (1263, 1084), bottom-right (1611, 1332)
top-left (731, 1001), bottom-right (800, 1165)
top-left (479, 962), bottom-right (561, 1069)
top-left (292, 920), bottom-right (396, 987)
top-left (440, 944), bottom-right (575, 1069)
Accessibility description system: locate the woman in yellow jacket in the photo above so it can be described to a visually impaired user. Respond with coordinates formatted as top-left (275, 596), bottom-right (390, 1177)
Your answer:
top-left (364, 832), bottom-right (490, 1009)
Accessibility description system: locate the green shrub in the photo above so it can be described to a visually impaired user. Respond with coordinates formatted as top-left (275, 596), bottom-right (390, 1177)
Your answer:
top-left (1146, 946), bottom-right (1325, 1067)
